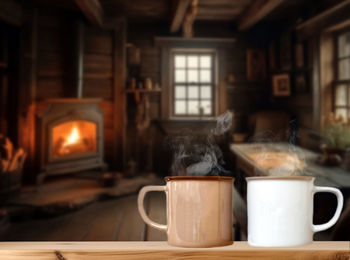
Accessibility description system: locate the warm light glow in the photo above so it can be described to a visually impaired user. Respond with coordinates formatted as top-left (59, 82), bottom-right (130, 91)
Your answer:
top-left (52, 120), bottom-right (97, 158)
top-left (63, 125), bottom-right (81, 147)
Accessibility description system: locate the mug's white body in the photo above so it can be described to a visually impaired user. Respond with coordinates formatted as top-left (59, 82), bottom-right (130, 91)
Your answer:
top-left (138, 176), bottom-right (234, 248)
top-left (247, 177), bottom-right (343, 247)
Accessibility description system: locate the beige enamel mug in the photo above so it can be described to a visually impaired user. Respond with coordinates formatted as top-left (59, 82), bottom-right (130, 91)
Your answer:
top-left (138, 176), bottom-right (234, 247)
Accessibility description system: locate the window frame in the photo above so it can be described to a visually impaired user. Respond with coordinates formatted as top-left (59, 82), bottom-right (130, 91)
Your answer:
top-left (169, 48), bottom-right (218, 119)
top-left (333, 27), bottom-right (350, 120)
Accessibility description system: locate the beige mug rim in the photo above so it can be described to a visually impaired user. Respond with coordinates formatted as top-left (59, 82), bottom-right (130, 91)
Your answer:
top-left (164, 176), bottom-right (234, 182)
top-left (246, 176), bottom-right (314, 181)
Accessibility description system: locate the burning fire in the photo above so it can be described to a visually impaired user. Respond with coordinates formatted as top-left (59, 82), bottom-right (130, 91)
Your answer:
top-left (62, 125), bottom-right (81, 147)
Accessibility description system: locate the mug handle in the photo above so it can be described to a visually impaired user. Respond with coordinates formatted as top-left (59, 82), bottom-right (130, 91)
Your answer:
top-left (137, 185), bottom-right (167, 232)
top-left (312, 186), bottom-right (344, 233)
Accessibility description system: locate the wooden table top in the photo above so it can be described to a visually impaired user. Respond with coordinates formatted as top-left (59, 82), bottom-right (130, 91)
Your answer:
top-left (230, 143), bottom-right (350, 188)
top-left (0, 241), bottom-right (348, 259)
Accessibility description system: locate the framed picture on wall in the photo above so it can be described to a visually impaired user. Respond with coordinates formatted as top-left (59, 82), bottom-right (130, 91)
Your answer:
top-left (272, 73), bottom-right (290, 96)
top-left (246, 49), bottom-right (266, 82)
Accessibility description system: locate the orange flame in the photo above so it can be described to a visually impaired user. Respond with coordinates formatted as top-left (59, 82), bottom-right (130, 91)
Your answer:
top-left (63, 125), bottom-right (81, 147)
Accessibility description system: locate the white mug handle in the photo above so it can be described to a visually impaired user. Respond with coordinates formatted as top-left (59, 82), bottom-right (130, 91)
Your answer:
top-left (137, 185), bottom-right (167, 232)
top-left (312, 186), bottom-right (343, 233)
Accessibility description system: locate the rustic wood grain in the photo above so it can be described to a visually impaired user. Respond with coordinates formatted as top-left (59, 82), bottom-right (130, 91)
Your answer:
top-left (82, 198), bottom-right (130, 241)
top-left (114, 195), bottom-right (147, 241)
top-left (238, 0), bottom-right (285, 31)
top-left (170, 0), bottom-right (191, 33)
top-left (75, 0), bottom-right (104, 27)
top-left (0, 242), bottom-right (348, 260)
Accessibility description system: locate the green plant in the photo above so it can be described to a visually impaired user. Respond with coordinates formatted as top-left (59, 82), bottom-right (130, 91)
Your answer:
top-left (322, 113), bottom-right (350, 149)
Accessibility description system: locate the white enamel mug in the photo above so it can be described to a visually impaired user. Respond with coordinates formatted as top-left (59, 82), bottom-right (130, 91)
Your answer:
top-left (247, 176), bottom-right (343, 247)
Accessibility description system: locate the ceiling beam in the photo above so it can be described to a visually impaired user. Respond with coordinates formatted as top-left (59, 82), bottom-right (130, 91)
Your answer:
top-left (0, 0), bottom-right (22, 26)
top-left (182, 0), bottom-right (198, 37)
top-left (238, 0), bottom-right (284, 31)
top-left (75, 0), bottom-right (104, 27)
top-left (170, 0), bottom-right (191, 33)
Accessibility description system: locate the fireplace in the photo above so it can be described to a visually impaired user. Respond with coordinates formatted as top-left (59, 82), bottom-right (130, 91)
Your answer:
top-left (36, 99), bottom-right (107, 184)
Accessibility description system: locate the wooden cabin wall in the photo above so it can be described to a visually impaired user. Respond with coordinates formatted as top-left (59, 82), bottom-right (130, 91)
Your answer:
top-left (266, 27), bottom-right (321, 151)
top-left (126, 21), bottom-right (270, 175)
top-left (18, 7), bottom-right (125, 180)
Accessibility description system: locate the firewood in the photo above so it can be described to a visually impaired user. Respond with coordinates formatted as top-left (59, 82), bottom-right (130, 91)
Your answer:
top-left (4, 137), bottom-right (13, 161)
top-left (1, 159), bottom-right (9, 172)
top-left (0, 136), bottom-right (13, 161)
top-left (8, 148), bottom-right (24, 172)
top-left (18, 151), bottom-right (27, 171)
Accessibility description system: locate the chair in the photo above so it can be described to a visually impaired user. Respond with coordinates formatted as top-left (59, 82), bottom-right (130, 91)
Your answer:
top-left (248, 110), bottom-right (291, 142)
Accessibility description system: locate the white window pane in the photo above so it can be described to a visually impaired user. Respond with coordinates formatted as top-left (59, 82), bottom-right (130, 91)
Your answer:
top-left (201, 86), bottom-right (211, 99)
top-left (188, 101), bottom-right (199, 114)
top-left (200, 55), bottom-right (211, 68)
top-left (188, 55), bottom-right (198, 68)
top-left (175, 86), bottom-right (186, 99)
top-left (200, 69), bottom-right (211, 82)
top-left (335, 85), bottom-right (347, 106)
top-left (188, 86), bottom-right (199, 98)
top-left (175, 55), bottom-right (186, 68)
top-left (175, 69), bottom-right (186, 82)
top-left (200, 100), bottom-right (212, 115)
top-left (175, 100), bottom-right (186, 114)
top-left (188, 69), bottom-right (198, 83)
top-left (338, 59), bottom-right (350, 80)
top-left (338, 32), bottom-right (350, 58)
top-left (335, 108), bottom-right (347, 121)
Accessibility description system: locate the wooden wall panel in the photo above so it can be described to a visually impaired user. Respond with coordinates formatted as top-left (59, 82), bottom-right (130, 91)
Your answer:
top-left (36, 78), bottom-right (65, 99)
top-left (84, 53), bottom-right (112, 77)
top-left (37, 52), bottom-right (64, 77)
top-left (35, 9), bottom-right (73, 102)
top-left (83, 78), bottom-right (113, 99)
top-left (85, 28), bottom-right (113, 55)
top-left (17, 7), bottom-right (126, 176)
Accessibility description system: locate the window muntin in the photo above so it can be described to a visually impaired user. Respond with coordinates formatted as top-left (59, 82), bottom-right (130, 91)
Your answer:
top-left (172, 52), bottom-right (215, 117)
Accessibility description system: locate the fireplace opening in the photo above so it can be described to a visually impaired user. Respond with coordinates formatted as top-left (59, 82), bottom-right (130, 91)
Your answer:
top-left (52, 120), bottom-right (97, 159)
top-left (36, 99), bottom-right (107, 185)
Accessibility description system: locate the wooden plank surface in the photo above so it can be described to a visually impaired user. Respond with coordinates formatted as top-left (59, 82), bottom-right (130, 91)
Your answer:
top-left (0, 242), bottom-right (348, 260)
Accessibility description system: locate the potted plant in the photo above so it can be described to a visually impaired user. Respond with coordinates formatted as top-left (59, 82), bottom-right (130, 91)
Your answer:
top-left (320, 113), bottom-right (350, 166)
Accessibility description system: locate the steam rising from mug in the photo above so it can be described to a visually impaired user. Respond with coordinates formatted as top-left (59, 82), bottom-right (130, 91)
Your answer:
top-left (170, 111), bottom-right (233, 176)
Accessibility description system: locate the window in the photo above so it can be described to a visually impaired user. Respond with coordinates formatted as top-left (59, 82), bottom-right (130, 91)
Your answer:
top-left (172, 51), bottom-right (215, 117)
top-left (334, 30), bottom-right (350, 120)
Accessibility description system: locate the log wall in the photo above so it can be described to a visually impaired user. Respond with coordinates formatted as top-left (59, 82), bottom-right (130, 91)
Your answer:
top-left (18, 8), bottom-right (125, 181)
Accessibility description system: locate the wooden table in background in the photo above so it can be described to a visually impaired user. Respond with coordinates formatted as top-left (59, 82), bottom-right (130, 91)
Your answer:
top-left (230, 143), bottom-right (350, 188)
top-left (0, 242), bottom-right (348, 259)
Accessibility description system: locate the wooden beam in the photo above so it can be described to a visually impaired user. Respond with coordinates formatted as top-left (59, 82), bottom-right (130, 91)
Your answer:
top-left (182, 0), bottom-right (198, 37)
top-left (75, 0), bottom-right (104, 27)
top-left (296, 0), bottom-right (350, 39)
top-left (0, 0), bottom-right (21, 26)
top-left (170, 0), bottom-right (191, 33)
top-left (238, 0), bottom-right (284, 31)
